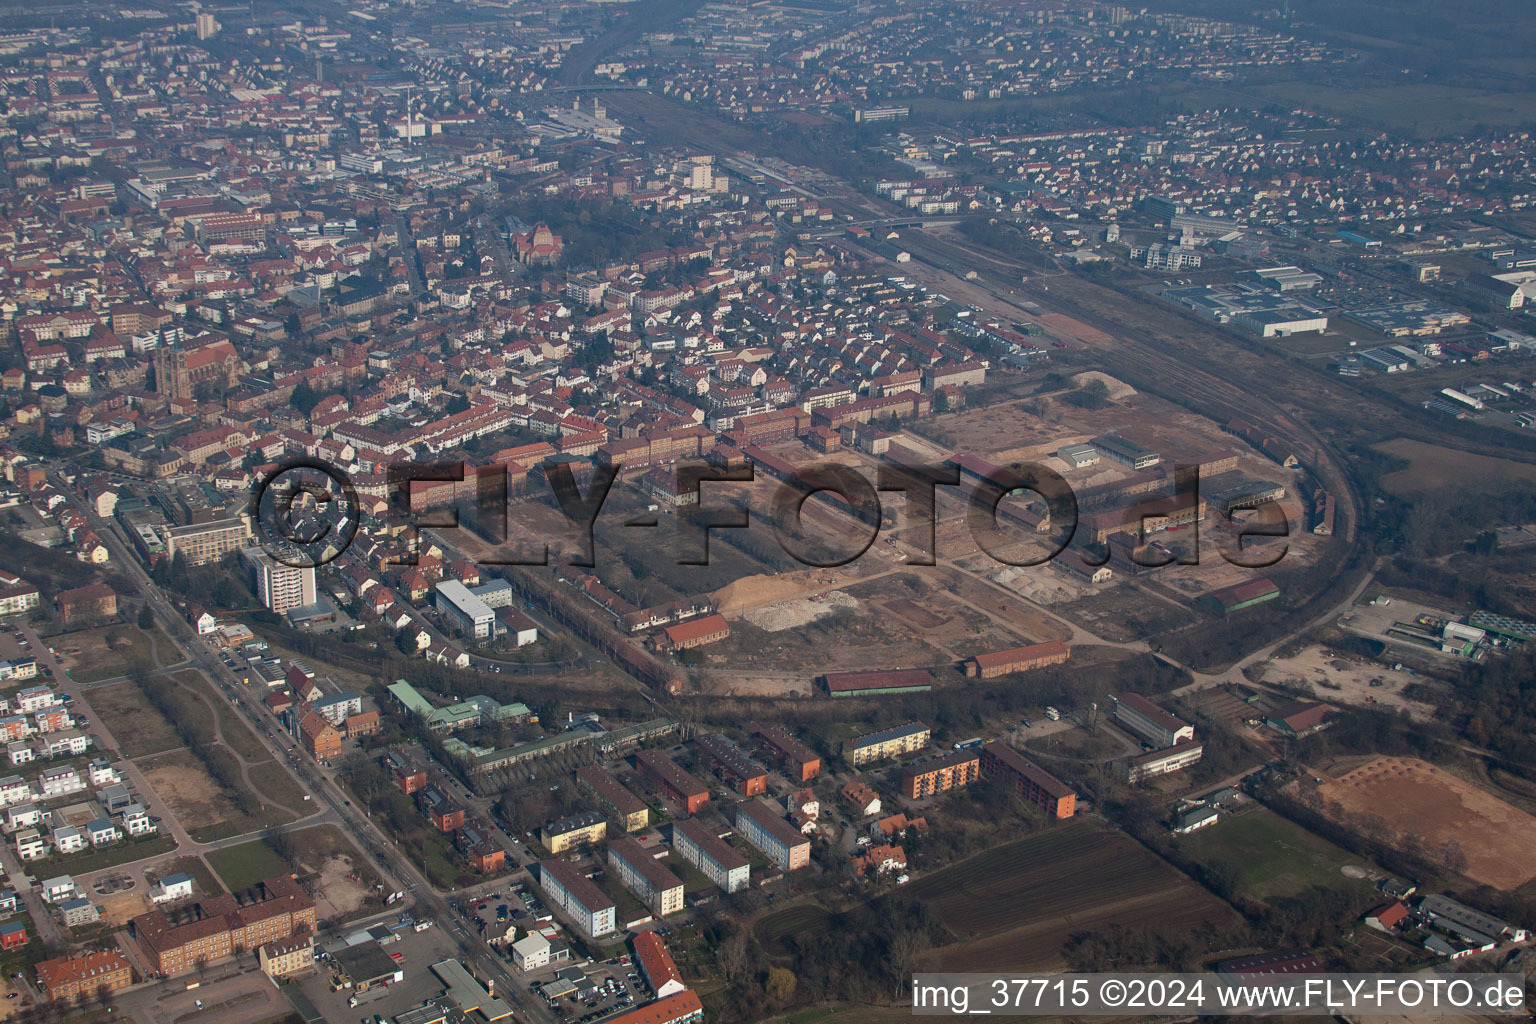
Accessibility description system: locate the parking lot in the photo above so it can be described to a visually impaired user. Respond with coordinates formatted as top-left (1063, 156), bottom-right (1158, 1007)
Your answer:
top-left (288, 917), bottom-right (472, 1024)
top-left (526, 952), bottom-right (651, 1024)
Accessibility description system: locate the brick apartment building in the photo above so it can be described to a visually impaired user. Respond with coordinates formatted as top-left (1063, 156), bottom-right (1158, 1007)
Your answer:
top-left (35, 951), bottom-right (133, 1001)
top-left (635, 749), bottom-right (709, 814)
top-left (54, 584), bottom-right (117, 626)
top-left (752, 724), bottom-right (820, 781)
top-left (386, 750), bottom-right (428, 795)
top-left (980, 741), bottom-right (1076, 818)
top-left (694, 733), bottom-right (768, 795)
top-left (130, 875), bottom-right (317, 977)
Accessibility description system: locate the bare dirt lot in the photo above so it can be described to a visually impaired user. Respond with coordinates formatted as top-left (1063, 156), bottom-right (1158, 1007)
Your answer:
top-left (1374, 437), bottom-right (1536, 497)
top-left (1311, 756), bottom-right (1536, 890)
top-left (139, 749), bottom-right (235, 833)
top-left (97, 889), bottom-right (151, 927)
top-left (1258, 646), bottom-right (1438, 721)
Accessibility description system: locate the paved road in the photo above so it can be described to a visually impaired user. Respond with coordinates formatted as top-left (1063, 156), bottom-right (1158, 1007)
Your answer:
top-left (63, 476), bottom-right (559, 1024)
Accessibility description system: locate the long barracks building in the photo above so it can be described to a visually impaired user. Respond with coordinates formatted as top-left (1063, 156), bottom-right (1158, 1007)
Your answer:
top-left (635, 749), bottom-right (709, 814)
top-left (694, 733), bottom-right (768, 795)
top-left (673, 818), bottom-right (750, 893)
top-left (130, 875), bottom-right (317, 977)
top-left (980, 741), bottom-right (1077, 818)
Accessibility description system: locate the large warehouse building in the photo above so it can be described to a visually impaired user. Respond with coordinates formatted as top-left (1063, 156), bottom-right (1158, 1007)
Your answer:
top-left (1113, 693), bottom-right (1195, 748)
top-left (962, 640), bottom-right (1071, 678)
top-left (823, 668), bottom-right (933, 697)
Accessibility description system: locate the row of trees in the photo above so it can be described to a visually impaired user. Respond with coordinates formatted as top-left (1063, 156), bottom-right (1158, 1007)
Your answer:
top-left (132, 668), bottom-right (260, 820)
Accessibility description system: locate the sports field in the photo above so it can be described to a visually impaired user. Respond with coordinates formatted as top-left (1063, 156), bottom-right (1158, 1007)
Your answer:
top-left (1314, 757), bottom-right (1536, 890)
top-left (1174, 806), bottom-right (1376, 902)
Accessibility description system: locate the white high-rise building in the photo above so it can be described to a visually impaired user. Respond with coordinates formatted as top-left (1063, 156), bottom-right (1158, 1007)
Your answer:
top-left (242, 550), bottom-right (316, 614)
top-left (195, 12), bottom-right (219, 39)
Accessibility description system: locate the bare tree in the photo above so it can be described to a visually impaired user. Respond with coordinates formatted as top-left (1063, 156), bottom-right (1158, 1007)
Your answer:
top-left (887, 927), bottom-right (932, 998)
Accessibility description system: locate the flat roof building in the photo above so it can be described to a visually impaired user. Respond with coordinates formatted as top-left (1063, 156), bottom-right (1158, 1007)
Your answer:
top-left (430, 958), bottom-right (515, 1021)
top-left (1092, 434), bottom-right (1160, 470)
top-left (436, 579), bottom-right (496, 640)
top-left (1123, 739), bottom-right (1204, 783)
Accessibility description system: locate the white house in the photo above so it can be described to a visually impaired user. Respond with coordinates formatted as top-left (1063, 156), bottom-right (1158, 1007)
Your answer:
top-left (51, 825), bottom-right (85, 854)
top-left (511, 932), bottom-right (549, 971)
top-left (0, 777), bottom-right (33, 808)
top-left (87, 759), bottom-right (119, 787)
top-left (121, 805), bottom-right (155, 836)
top-left (39, 767), bottom-right (84, 799)
top-left (86, 819), bottom-right (120, 847)
top-left (43, 732), bottom-right (89, 759)
top-left (39, 876), bottom-right (78, 904)
top-left (149, 872), bottom-right (195, 904)
top-left (14, 687), bottom-right (57, 714)
top-left (5, 803), bottom-right (40, 831)
top-left (6, 742), bottom-right (33, 766)
top-left (14, 829), bottom-right (45, 861)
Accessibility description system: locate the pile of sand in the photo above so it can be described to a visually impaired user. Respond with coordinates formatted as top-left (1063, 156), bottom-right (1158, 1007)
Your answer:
top-left (713, 573), bottom-right (816, 615)
top-left (1071, 371), bottom-right (1136, 400)
top-left (744, 591), bottom-right (859, 632)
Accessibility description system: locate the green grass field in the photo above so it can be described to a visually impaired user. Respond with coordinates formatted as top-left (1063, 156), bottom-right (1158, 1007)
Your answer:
top-left (206, 838), bottom-right (292, 892)
top-left (1173, 807), bottom-right (1375, 902)
top-left (26, 833), bottom-right (176, 877)
top-left (61, 625), bottom-right (170, 684)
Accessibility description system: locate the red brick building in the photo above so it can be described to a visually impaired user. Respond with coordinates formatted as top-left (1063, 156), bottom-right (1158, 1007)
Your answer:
top-left (35, 951), bottom-right (132, 1001)
top-left (963, 640), bottom-right (1071, 679)
top-left (980, 741), bottom-right (1076, 818)
top-left (752, 724), bottom-right (821, 781)
top-left (656, 613), bottom-right (730, 652)
top-left (130, 876), bottom-right (316, 977)
top-left (54, 583), bottom-right (117, 626)
top-left (635, 749), bottom-right (709, 815)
